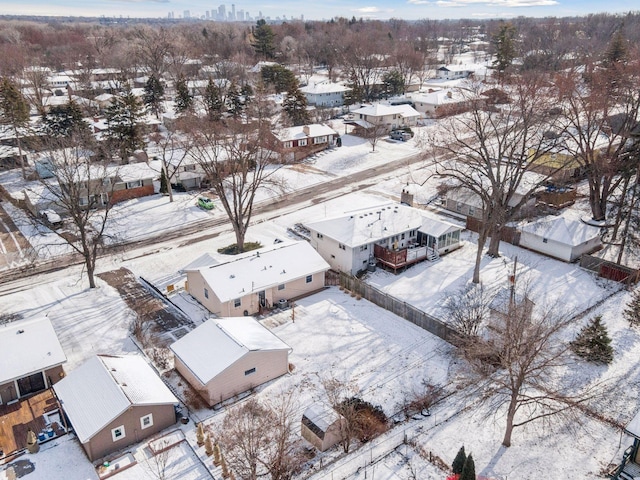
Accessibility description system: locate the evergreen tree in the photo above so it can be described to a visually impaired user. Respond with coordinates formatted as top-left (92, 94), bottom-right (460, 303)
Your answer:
top-left (624, 288), bottom-right (640, 327)
top-left (174, 76), bottom-right (193, 114)
top-left (452, 446), bottom-right (466, 475)
top-left (571, 315), bottom-right (614, 364)
top-left (43, 101), bottom-right (90, 139)
top-left (382, 70), bottom-right (405, 97)
top-left (106, 89), bottom-right (145, 162)
top-left (459, 453), bottom-right (476, 480)
top-left (604, 30), bottom-right (628, 67)
top-left (0, 76), bottom-right (30, 178)
top-left (491, 22), bottom-right (518, 81)
top-left (282, 83), bottom-right (311, 126)
top-left (226, 83), bottom-right (244, 117)
top-left (143, 74), bottom-right (165, 119)
top-left (203, 79), bottom-right (224, 121)
top-left (344, 72), bottom-right (364, 106)
top-left (159, 166), bottom-right (168, 194)
top-left (261, 65), bottom-right (297, 94)
top-left (252, 19), bottom-right (275, 59)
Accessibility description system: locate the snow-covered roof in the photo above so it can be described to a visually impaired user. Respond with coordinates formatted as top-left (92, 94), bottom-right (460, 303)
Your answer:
top-left (0, 317), bottom-right (66, 384)
top-left (95, 93), bottom-right (114, 102)
top-left (303, 402), bottom-right (341, 433)
top-left (626, 410), bottom-right (640, 438)
top-left (180, 253), bottom-right (218, 273)
top-left (438, 64), bottom-right (479, 72)
top-left (352, 103), bottom-right (421, 119)
top-left (186, 242), bottom-right (330, 303)
top-left (273, 124), bottom-right (338, 142)
top-left (305, 203), bottom-right (425, 248)
top-left (170, 317), bottom-right (291, 385)
top-left (54, 355), bottom-right (177, 444)
top-left (411, 89), bottom-right (468, 106)
top-left (300, 82), bottom-right (350, 95)
top-left (420, 215), bottom-right (461, 238)
top-left (520, 217), bottom-right (601, 246)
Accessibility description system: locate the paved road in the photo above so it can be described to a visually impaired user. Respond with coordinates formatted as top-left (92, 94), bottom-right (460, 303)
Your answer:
top-left (0, 151), bottom-right (428, 289)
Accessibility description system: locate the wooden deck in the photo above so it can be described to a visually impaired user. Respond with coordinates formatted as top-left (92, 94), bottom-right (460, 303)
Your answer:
top-left (0, 389), bottom-right (63, 456)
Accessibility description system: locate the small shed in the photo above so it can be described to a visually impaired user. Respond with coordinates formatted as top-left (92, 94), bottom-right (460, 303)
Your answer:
top-left (0, 317), bottom-right (66, 404)
top-left (54, 355), bottom-right (178, 461)
top-left (170, 317), bottom-right (292, 407)
top-left (519, 217), bottom-right (602, 262)
top-left (301, 403), bottom-right (346, 452)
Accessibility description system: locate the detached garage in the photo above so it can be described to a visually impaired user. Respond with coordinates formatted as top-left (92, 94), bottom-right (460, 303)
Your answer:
top-left (519, 217), bottom-right (602, 262)
top-left (171, 317), bottom-right (292, 407)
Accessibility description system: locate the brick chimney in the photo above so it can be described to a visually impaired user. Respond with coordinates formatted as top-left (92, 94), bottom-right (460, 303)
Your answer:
top-left (302, 125), bottom-right (310, 136)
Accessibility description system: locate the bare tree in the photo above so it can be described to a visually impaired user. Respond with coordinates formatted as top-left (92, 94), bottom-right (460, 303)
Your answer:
top-left (187, 100), bottom-right (283, 253)
top-left (29, 135), bottom-right (116, 288)
top-left (144, 440), bottom-right (171, 480)
top-left (429, 76), bottom-right (564, 284)
top-left (364, 121), bottom-right (388, 153)
top-left (321, 376), bottom-right (359, 454)
top-left (456, 286), bottom-right (600, 447)
top-left (149, 124), bottom-right (192, 203)
top-left (443, 283), bottom-right (490, 337)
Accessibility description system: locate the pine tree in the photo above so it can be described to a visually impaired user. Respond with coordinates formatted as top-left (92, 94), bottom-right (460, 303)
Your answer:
top-left (491, 22), bottom-right (518, 81)
top-left (624, 289), bottom-right (640, 327)
top-left (282, 83), bottom-right (311, 126)
top-left (452, 446), bottom-right (466, 475)
top-left (459, 453), bottom-right (476, 480)
top-left (105, 89), bottom-right (145, 162)
top-left (160, 165), bottom-right (169, 194)
top-left (144, 74), bottom-right (165, 119)
top-left (43, 101), bottom-right (90, 139)
top-left (226, 83), bottom-right (244, 117)
top-left (204, 79), bottom-right (224, 121)
top-left (174, 76), bottom-right (193, 114)
top-left (571, 315), bottom-right (614, 364)
top-left (251, 19), bottom-right (275, 59)
top-left (0, 76), bottom-right (30, 178)
top-left (604, 30), bottom-right (628, 67)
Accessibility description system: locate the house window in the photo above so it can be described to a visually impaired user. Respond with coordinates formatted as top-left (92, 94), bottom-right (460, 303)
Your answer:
top-left (360, 245), bottom-right (368, 251)
top-left (126, 180), bottom-right (142, 189)
top-left (401, 233), bottom-right (405, 240)
top-left (456, 202), bottom-right (463, 213)
top-left (298, 139), bottom-right (308, 147)
top-left (140, 413), bottom-right (154, 430)
top-left (284, 141), bottom-right (293, 148)
top-left (543, 238), bottom-right (548, 243)
top-left (278, 284), bottom-right (285, 291)
top-left (305, 275), bottom-right (313, 284)
top-left (338, 243), bottom-right (345, 250)
top-left (245, 367), bottom-right (256, 376)
top-left (79, 197), bottom-right (89, 206)
top-left (317, 233), bottom-right (323, 239)
top-left (111, 425), bottom-right (125, 442)
top-left (313, 136), bottom-right (328, 144)
top-left (184, 165), bottom-right (196, 171)
top-left (234, 298), bottom-right (241, 307)
top-left (468, 206), bottom-right (476, 216)
top-left (102, 178), bottom-right (111, 186)
top-left (204, 288), bottom-right (209, 299)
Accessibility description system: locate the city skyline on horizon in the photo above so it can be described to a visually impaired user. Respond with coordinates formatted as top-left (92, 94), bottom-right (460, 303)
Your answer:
top-left (1, 0), bottom-right (637, 22)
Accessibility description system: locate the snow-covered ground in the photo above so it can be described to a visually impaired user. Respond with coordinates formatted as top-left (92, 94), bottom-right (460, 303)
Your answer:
top-left (1, 114), bottom-right (638, 480)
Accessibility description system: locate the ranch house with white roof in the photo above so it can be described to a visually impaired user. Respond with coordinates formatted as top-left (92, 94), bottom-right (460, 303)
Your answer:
top-left (171, 317), bottom-right (292, 406)
top-left (185, 241), bottom-right (330, 316)
top-left (305, 203), bottom-right (462, 275)
top-left (300, 82), bottom-right (351, 107)
top-left (53, 355), bottom-right (178, 461)
top-left (351, 104), bottom-right (421, 132)
top-left (270, 124), bottom-right (339, 163)
top-left (0, 317), bottom-right (66, 404)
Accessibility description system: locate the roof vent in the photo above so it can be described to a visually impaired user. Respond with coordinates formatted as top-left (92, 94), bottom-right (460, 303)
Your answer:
top-left (17, 329), bottom-right (25, 334)
top-left (230, 274), bottom-right (235, 279)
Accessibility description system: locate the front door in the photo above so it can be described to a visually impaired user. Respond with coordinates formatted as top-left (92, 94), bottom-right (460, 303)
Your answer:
top-left (258, 290), bottom-right (266, 308)
top-left (16, 372), bottom-right (46, 397)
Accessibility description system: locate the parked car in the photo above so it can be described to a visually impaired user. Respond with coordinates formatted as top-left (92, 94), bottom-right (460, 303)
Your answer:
top-left (390, 130), bottom-right (412, 141)
top-left (39, 209), bottom-right (63, 228)
top-left (197, 197), bottom-right (215, 210)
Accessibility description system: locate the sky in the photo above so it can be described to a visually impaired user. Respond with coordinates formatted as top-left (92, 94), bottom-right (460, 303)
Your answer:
top-left (1, 0), bottom-right (638, 22)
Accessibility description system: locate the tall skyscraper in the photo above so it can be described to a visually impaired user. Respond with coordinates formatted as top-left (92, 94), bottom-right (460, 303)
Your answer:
top-left (218, 4), bottom-right (226, 21)
top-left (231, 4), bottom-right (236, 21)
top-left (183, 10), bottom-right (190, 18)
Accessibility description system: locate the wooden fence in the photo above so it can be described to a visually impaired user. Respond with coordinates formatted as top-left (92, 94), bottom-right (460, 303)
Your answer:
top-left (580, 255), bottom-right (639, 284)
top-left (338, 272), bottom-right (459, 345)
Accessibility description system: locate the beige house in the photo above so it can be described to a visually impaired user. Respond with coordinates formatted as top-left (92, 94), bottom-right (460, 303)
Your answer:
top-left (351, 103), bottom-right (421, 131)
top-left (301, 403), bottom-right (346, 451)
top-left (185, 241), bottom-right (330, 316)
top-left (53, 355), bottom-right (178, 462)
top-left (171, 317), bottom-right (292, 407)
top-left (0, 317), bottom-right (66, 404)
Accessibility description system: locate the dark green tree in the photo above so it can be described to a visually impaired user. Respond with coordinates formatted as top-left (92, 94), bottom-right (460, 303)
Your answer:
top-left (452, 446), bottom-right (466, 475)
top-left (282, 83), bottom-right (311, 126)
top-left (344, 72), bottom-right (364, 106)
top-left (491, 22), bottom-right (518, 81)
top-left (624, 288), bottom-right (640, 327)
top-left (570, 315), bottom-right (613, 364)
top-left (43, 101), bottom-right (90, 139)
top-left (261, 65), bottom-right (297, 94)
top-left (105, 89), bottom-right (145, 162)
top-left (382, 69), bottom-right (405, 97)
top-left (143, 74), bottom-right (165, 119)
top-left (252, 19), bottom-right (276, 59)
top-left (159, 166), bottom-right (168, 194)
top-left (203, 79), bottom-right (225, 121)
top-left (604, 30), bottom-right (628, 67)
top-left (226, 83), bottom-right (244, 117)
top-left (0, 76), bottom-right (30, 178)
top-left (174, 76), bottom-right (193, 114)
top-left (459, 453), bottom-right (476, 480)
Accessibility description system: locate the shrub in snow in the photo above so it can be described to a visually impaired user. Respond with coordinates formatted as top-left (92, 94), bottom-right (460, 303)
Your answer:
top-left (459, 453), bottom-right (476, 480)
top-left (570, 315), bottom-right (613, 364)
top-left (452, 446), bottom-right (466, 475)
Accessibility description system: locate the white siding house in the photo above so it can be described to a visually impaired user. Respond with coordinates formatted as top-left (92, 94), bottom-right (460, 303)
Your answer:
top-left (519, 217), bottom-right (602, 262)
top-left (300, 82), bottom-right (351, 107)
top-left (171, 318), bottom-right (292, 406)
